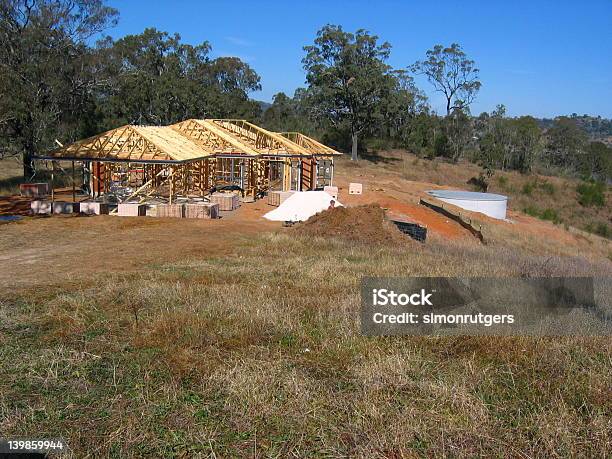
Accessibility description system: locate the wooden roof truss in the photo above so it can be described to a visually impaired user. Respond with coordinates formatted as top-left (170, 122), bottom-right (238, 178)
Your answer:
top-left (279, 132), bottom-right (339, 155)
top-left (172, 119), bottom-right (259, 156)
top-left (41, 125), bottom-right (194, 162)
top-left (37, 120), bottom-right (341, 163)
top-left (209, 119), bottom-right (307, 155)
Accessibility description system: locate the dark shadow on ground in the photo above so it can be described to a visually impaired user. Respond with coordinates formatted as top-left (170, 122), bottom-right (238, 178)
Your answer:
top-left (0, 174), bottom-right (23, 191)
top-left (359, 152), bottom-right (402, 165)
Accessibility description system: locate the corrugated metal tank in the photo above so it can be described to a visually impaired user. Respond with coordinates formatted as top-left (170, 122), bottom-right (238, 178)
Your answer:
top-left (426, 190), bottom-right (508, 220)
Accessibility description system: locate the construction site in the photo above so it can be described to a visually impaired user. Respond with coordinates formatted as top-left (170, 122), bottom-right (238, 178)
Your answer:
top-left (23, 119), bottom-right (339, 217)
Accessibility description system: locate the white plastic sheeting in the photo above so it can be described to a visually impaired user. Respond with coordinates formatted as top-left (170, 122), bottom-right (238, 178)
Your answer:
top-left (263, 191), bottom-right (343, 222)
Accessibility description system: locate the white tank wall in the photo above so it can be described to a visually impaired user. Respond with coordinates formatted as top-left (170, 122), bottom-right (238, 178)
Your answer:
top-left (437, 196), bottom-right (507, 219)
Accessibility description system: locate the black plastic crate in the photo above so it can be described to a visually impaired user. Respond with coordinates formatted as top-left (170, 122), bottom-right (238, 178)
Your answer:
top-left (391, 220), bottom-right (427, 242)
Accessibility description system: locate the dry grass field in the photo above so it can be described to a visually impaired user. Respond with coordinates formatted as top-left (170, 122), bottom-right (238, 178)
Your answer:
top-left (1, 153), bottom-right (611, 457)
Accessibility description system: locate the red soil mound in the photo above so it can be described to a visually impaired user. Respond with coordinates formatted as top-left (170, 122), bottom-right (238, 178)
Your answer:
top-left (294, 204), bottom-right (408, 245)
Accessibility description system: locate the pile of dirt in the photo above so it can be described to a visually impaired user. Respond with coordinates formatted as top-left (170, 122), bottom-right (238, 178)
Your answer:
top-left (294, 204), bottom-right (407, 245)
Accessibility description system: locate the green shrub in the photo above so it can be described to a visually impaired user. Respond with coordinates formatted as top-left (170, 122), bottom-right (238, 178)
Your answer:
top-left (540, 208), bottom-right (561, 224)
top-left (585, 222), bottom-right (612, 239)
top-left (367, 137), bottom-right (393, 152)
top-left (576, 181), bottom-right (606, 207)
top-left (523, 206), bottom-right (562, 224)
top-left (521, 180), bottom-right (555, 196)
top-left (523, 206), bottom-right (540, 218)
top-left (538, 181), bottom-right (556, 195)
top-left (522, 182), bottom-right (535, 195)
top-left (434, 133), bottom-right (450, 158)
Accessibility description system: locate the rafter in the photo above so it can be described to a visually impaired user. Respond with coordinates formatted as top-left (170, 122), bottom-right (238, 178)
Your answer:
top-left (172, 119), bottom-right (259, 156)
top-left (42, 125), bottom-right (174, 162)
top-left (279, 132), bottom-right (339, 155)
top-left (210, 119), bottom-right (308, 155)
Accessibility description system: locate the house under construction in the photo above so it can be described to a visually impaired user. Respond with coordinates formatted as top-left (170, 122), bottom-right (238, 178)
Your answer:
top-left (33, 119), bottom-right (340, 202)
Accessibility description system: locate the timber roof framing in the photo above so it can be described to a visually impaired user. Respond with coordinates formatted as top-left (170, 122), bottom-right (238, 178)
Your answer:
top-left (35, 119), bottom-right (341, 163)
top-left (279, 132), bottom-right (339, 155)
top-left (172, 119), bottom-right (260, 156)
top-left (209, 119), bottom-right (309, 155)
top-left (37, 125), bottom-right (210, 162)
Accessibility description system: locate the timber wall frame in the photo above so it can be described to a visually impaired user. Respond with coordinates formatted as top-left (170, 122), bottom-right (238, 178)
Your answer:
top-left (33, 119), bottom-right (341, 202)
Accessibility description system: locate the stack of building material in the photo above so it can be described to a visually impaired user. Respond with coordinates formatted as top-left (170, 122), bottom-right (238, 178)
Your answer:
top-left (80, 202), bottom-right (109, 215)
top-left (118, 203), bottom-right (146, 216)
top-left (53, 202), bottom-right (80, 214)
top-left (20, 183), bottom-right (49, 197)
top-left (323, 186), bottom-right (338, 200)
top-left (267, 191), bottom-right (295, 207)
top-left (156, 203), bottom-right (185, 218)
top-left (240, 195), bottom-right (256, 203)
top-left (264, 191), bottom-right (342, 222)
top-left (349, 183), bottom-right (363, 195)
top-left (31, 200), bottom-right (52, 214)
top-left (184, 203), bottom-right (219, 219)
top-left (211, 192), bottom-right (239, 211)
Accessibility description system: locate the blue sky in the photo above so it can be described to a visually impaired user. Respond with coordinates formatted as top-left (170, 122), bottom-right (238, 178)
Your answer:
top-left (106, 0), bottom-right (612, 118)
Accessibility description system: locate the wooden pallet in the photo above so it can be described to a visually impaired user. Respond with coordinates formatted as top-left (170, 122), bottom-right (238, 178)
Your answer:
top-left (156, 203), bottom-right (185, 218)
top-left (211, 192), bottom-right (239, 211)
top-left (184, 203), bottom-right (219, 219)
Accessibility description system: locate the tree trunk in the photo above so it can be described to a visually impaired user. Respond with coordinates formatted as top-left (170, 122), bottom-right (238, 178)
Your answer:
top-left (446, 98), bottom-right (451, 117)
top-left (351, 133), bottom-right (358, 161)
top-left (23, 152), bottom-right (34, 180)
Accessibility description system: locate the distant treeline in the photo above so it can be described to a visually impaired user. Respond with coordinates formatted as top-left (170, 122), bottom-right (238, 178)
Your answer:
top-left (537, 115), bottom-right (612, 139)
top-left (1, 1), bottom-right (610, 184)
top-left (261, 95), bottom-right (612, 185)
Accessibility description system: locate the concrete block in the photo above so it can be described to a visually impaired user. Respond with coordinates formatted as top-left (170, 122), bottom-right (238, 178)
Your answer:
top-left (156, 203), bottom-right (185, 218)
top-left (118, 203), bottom-right (146, 217)
top-left (184, 203), bottom-right (219, 219)
top-left (211, 192), bottom-right (239, 211)
top-left (349, 183), bottom-right (363, 195)
top-left (52, 201), bottom-right (79, 214)
top-left (323, 186), bottom-right (339, 200)
top-left (267, 191), bottom-right (295, 207)
top-left (20, 183), bottom-right (49, 197)
top-left (80, 202), bottom-right (109, 215)
top-left (31, 200), bottom-right (52, 214)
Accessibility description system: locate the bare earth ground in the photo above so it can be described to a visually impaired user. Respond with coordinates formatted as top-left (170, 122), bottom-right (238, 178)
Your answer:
top-left (1, 154), bottom-right (611, 456)
top-left (0, 199), bottom-right (279, 294)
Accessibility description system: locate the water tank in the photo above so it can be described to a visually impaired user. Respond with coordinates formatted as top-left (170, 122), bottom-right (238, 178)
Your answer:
top-left (426, 190), bottom-right (508, 220)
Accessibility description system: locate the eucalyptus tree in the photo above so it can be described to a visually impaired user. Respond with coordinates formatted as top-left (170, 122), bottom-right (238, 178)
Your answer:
top-left (302, 25), bottom-right (396, 160)
top-left (99, 29), bottom-right (261, 127)
top-left (412, 43), bottom-right (481, 116)
top-left (0, 0), bottom-right (118, 177)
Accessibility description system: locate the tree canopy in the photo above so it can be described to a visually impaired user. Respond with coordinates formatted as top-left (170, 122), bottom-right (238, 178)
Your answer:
top-left (302, 25), bottom-right (397, 160)
top-left (0, 0), bottom-right (119, 175)
top-left (411, 43), bottom-right (481, 116)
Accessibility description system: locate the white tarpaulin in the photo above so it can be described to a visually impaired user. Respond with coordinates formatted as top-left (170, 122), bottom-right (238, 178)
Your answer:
top-left (263, 191), bottom-right (343, 222)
